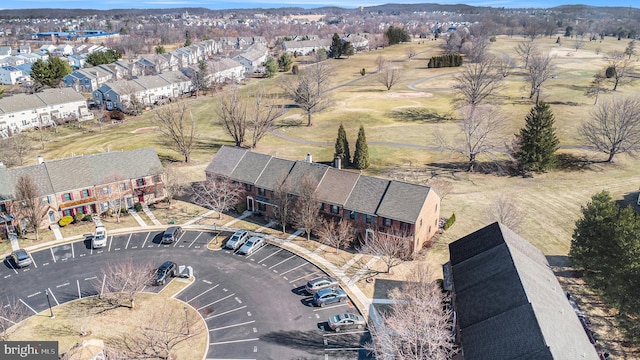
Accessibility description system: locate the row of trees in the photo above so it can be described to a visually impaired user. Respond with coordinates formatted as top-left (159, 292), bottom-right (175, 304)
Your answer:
top-left (334, 124), bottom-right (370, 170)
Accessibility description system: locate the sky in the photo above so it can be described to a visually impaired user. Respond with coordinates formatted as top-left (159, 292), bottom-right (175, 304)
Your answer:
top-left (0, 0), bottom-right (635, 10)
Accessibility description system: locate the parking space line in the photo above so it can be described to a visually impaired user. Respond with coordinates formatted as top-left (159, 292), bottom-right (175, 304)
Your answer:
top-left (268, 255), bottom-right (296, 270)
top-left (6, 260), bottom-right (17, 274)
top-left (279, 262), bottom-right (308, 276)
top-left (56, 282), bottom-right (69, 288)
top-left (189, 232), bottom-right (203, 248)
top-left (142, 232), bottom-right (150, 248)
top-left (84, 276), bottom-right (97, 281)
top-left (50, 248), bottom-right (56, 263)
top-left (323, 330), bottom-right (369, 337)
top-left (71, 243), bottom-right (75, 259)
top-left (108, 236), bottom-right (113, 252)
top-left (125, 234), bottom-right (132, 249)
top-left (19, 299), bottom-right (37, 314)
top-left (197, 293), bottom-right (234, 311)
top-left (27, 291), bottom-right (42, 298)
top-left (47, 288), bottom-right (59, 306)
top-left (188, 285), bottom-right (219, 304)
top-left (208, 320), bottom-right (255, 332)
top-left (289, 270), bottom-right (321, 284)
top-left (77, 280), bottom-right (82, 299)
top-left (313, 303), bottom-right (349, 312)
top-left (202, 280), bottom-right (212, 285)
top-left (257, 249), bottom-right (282, 263)
top-left (209, 337), bottom-right (258, 345)
top-left (205, 305), bottom-right (246, 320)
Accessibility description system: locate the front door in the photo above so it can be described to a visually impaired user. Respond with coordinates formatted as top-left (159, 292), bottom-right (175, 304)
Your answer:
top-left (48, 211), bottom-right (56, 223)
top-left (247, 197), bottom-right (254, 212)
top-left (138, 195), bottom-right (144, 203)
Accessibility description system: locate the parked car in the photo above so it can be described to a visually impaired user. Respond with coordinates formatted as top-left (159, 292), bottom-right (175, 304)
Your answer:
top-left (328, 313), bottom-right (366, 332)
top-left (305, 276), bottom-right (339, 294)
top-left (161, 226), bottom-right (183, 244)
top-left (9, 249), bottom-right (33, 268)
top-left (92, 225), bottom-right (108, 249)
top-left (313, 288), bottom-right (348, 307)
top-left (225, 229), bottom-right (250, 250)
top-left (238, 236), bottom-right (265, 255)
top-left (154, 261), bottom-right (177, 285)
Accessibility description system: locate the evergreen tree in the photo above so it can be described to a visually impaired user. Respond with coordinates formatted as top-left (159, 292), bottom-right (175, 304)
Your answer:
top-left (264, 56), bottom-right (277, 78)
top-left (334, 123), bottom-right (350, 167)
top-left (514, 102), bottom-right (559, 172)
top-left (31, 57), bottom-right (72, 88)
top-left (184, 30), bottom-right (192, 47)
top-left (353, 125), bottom-right (370, 170)
top-left (341, 41), bottom-right (354, 58)
top-left (277, 53), bottom-right (292, 72)
top-left (329, 33), bottom-right (342, 59)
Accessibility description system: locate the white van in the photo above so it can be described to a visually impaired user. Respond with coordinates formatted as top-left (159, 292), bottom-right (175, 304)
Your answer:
top-left (92, 226), bottom-right (108, 249)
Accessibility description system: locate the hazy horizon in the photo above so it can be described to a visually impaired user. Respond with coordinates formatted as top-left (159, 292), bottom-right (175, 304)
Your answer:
top-left (1, 0), bottom-right (637, 11)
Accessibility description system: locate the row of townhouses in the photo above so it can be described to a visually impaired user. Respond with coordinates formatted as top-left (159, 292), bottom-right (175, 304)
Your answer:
top-left (0, 148), bottom-right (165, 233)
top-left (205, 146), bottom-right (440, 253)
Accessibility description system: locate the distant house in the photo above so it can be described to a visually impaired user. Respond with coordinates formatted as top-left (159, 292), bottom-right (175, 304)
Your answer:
top-left (232, 45), bottom-right (268, 73)
top-left (0, 66), bottom-right (24, 85)
top-left (205, 146), bottom-right (441, 252)
top-left (63, 66), bottom-right (115, 92)
top-left (0, 88), bottom-right (93, 135)
top-left (183, 58), bottom-right (245, 87)
top-left (281, 39), bottom-right (332, 56)
top-left (443, 222), bottom-right (601, 360)
top-left (0, 148), bottom-right (165, 232)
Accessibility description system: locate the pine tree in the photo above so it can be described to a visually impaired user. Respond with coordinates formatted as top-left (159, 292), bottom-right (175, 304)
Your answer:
top-left (330, 33), bottom-right (342, 59)
top-left (353, 125), bottom-right (370, 170)
top-left (514, 102), bottom-right (559, 173)
top-left (334, 123), bottom-right (350, 167)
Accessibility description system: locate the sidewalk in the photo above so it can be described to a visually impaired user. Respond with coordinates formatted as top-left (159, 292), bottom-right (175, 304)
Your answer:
top-left (142, 204), bottom-right (162, 226)
top-left (128, 208), bottom-right (148, 227)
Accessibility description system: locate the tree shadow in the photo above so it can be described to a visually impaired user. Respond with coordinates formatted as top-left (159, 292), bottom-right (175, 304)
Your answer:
top-left (372, 279), bottom-right (404, 299)
top-left (616, 191), bottom-right (639, 210)
top-left (425, 160), bottom-right (515, 177)
top-left (387, 108), bottom-right (452, 123)
top-left (546, 100), bottom-right (583, 106)
top-left (556, 153), bottom-right (595, 171)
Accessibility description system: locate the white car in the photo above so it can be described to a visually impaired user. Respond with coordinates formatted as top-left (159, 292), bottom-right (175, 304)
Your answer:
top-left (238, 236), bottom-right (265, 255)
top-left (92, 226), bottom-right (107, 248)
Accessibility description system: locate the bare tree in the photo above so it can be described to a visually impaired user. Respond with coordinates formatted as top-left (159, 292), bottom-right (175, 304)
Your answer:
top-left (485, 193), bottom-right (524, 232)
top-left (514, 40), bottom-right (537, 68)
top-left (573, 37), bottom-right (585, 52)
top-left (216, 86), bottom-right (247, 147)
top-left (367, 264), bottom-right (457, 360)
top-left (100, 174), bottom-right (128, 223)
top-left (436, 105), bottom-right (504, 172)
top-left (317, 219), bottom-right (354, 254)
top-left (95, 260), bottom-right (155, 309)
top-left (163, 164), bottom-right (184, 210)
top-left (5, 132), bottom-right (32, 167)
top-left (14, 174), bottom-right (49, 240)
top-left (283, 62), bottom-right (332, 126)
top-left (427, 178), bottom-right (453, 201)
top-left (292, 175), bottom-right (321, 241)
top-left (120, 303), bottom-right (205, 360)
top-left (272, 176), bottom-right (293, 234)
top-left (375, 55), bottom-right (387, 72)
top-left (191, 177), bottom-right (243, 219)
top-left (527, 52), bottom-right (556, 104)
top-left (153, 102), bottom-right (197, 163)
top-left (377, 64), bottom-right (403, 91)
top-left (585, 72), bottom-right (607, 105)
top-left (406, 47), bottom-right (416, 60)
top-left (0, 297), bottom-right (28, 340)
top-left (606, 52), bottom-right (635, 91)
top-left (453, 56), bottom-right (504, 109)
top-left (579, 96), bottom-right (640, 163)
top-left (496, 57), bottom-right (512, 78)
top-left (359, 231), bottom-right (411, 274)
top-left (248, 87), bottom-right (285, 148)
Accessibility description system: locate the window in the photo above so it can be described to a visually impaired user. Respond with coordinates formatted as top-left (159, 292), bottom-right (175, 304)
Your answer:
top-left (384, 218), bottom-right (392, 227)
top-left (153, 174), bottom-right (162, 183)
top-left (245, 183), bottom-right (252, 191)
top-left (62, 193), bottom-right (73, 201)
top-left (401, 222), bottom-right (409, 232)
top-left (420, 219), bottom-right (423, 227)
top-left (120, 182), bottom-right (129, 191)
top-left (77, 206), bottom-right (85, 214)
top-left (320, 203), bottom-right (325, 211)
top-left (81, 189), bottom-right (91, 198)
top-left (47, 195), bottom-right (53, 204)
top-left (435, 203), bottom-right (438, 212)
top-left (258, 188), bottom-right (266, 196)
top-left (0, 203), bottom-right (6, 213)
top-left (136, 178), bottom-right (146, 187)
top-left (365, 215), bottom-right (374, 224)
top-left (330, 205), bottom-right (339, 214)
top-left (258, 202), bottom-right (266, 211)
top-left (63, 209), bottom-right (72, 216)
top-left (348, 210), bottom-right (357, 220)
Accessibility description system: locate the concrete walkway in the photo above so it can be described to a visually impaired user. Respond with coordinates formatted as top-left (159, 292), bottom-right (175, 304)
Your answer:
top-left (142, 204), bottom-right (162, 226)
top-left (50, 224), bottom-right (64, 242)
top-left (222, 210), bottom-right (252, 227)
top-left (182, 209), bottom-right (216, 226)
top-left (127, 208), bottom-right (147, 227)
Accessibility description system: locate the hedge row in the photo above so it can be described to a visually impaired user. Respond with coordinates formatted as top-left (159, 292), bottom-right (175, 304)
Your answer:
top-left (427, 54), bottom-right (463, 68)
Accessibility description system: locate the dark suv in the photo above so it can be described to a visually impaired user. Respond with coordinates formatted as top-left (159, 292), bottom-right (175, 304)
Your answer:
top-left (161, 226), bottom-right (182, 244)
top-left (154, 261), bottom-right (177, 285)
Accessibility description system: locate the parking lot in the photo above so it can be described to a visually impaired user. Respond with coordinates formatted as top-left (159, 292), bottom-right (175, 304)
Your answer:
top-left (1, 229), bottom-right (371, 359)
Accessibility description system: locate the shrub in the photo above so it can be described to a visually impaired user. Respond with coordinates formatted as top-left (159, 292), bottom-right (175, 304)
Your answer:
top-left (443, 213), bottom-right (456, 230)
top-left (134, 202), bottom-right (143, 212)
top-left (58, 216), bottom-right (74, 227)
top-left (107, 110), bottom-right (126, 120)
top-left (427, 54), bottom-right (463, 68)
top-left (74, 213), bottom-right (84, 223)
top-left (82, 214), bottom-right (93, 222)
top-left (120, 207), bottom-right (128, 214)
top-left (236, 202), bottom-right (247, 214)
top-left (292, 64), bottom-right (299, 75)
top-left (360, 68), bottom-right (366, 76)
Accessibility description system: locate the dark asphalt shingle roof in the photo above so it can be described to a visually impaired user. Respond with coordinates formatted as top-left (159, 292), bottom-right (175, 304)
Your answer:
top-left (231, 151), bottom-right (272, 184)
top-left (205, 146), bottom-right (246, 178)
top-left (286, 161), bottom-right (329, 196)
top-left (316, 167), bottom-right (359, 206)
top-left (449, 222), bottom-right (600, 360)
top-left (376, 180), bottom-right (430, 223)
top-left (254, 157), bottom-right (294, 190)
top-left (344, 175), bottom-right (389, 215)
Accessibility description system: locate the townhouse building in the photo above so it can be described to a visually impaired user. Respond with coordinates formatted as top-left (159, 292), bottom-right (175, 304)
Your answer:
top-left (232, 45), bottom-right (269, 73)
top-left (63, 66), bottom-right (115, 92)
top-left (205, 146), bottom-right (441, 253)
top-left (0, 148), bottom-right (165, 232)
top-left (281, 39), bottom-right (332, 56)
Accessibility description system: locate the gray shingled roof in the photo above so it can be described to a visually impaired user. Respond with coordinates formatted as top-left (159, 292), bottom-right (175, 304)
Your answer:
top-left (376, 181), bottom-right (430, 223)
top-left (0, 93), bottom-right (46, 113)
top-left (6, 164), bottom-right (54, 198)
top-left (254, 157), bottom-right (294, 190)
top-left (230, 151), bottom-right (272, 184)
top-left (0, 167), bottom-right (13, 200)
top-left (449, 223), bottom-right (600, 360)
top-left (157, 71), bottom-right (190, 83)
top-left (344, 175), bottom-right (389, 216)
top-left (205, 146), bottom-right (246, 178)
top-left (316, 167), bottom-right (359, 206)
top-left (286, 161), bottom-right (328, 196)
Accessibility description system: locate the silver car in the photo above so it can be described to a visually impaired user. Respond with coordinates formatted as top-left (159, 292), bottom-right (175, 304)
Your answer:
top-left (10, 249), bottom-right (33, 268)
top-left (305, 276), bottom-right (339, 294)
top-left (328, 313), bottom-right (366, 332)
top-left (238, 236), bottom-right (265, 255)
top-left (226, 230), bottom-right (250, 250)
